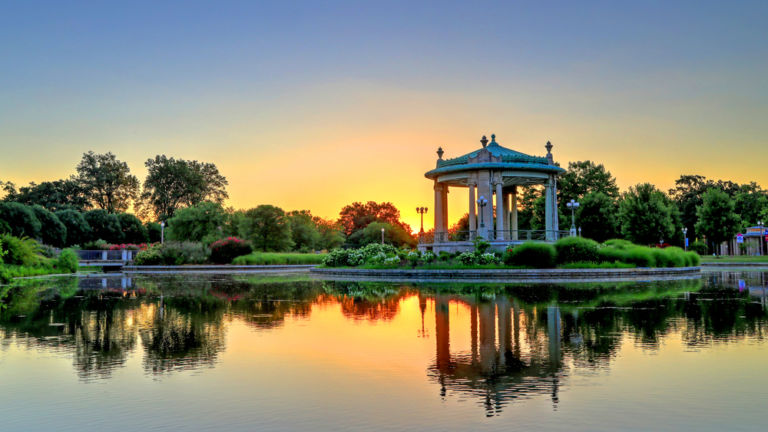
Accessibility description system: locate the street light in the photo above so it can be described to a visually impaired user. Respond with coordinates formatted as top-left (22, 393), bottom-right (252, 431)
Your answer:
top-left (682, 227), bottom-right (688, 251)
top-left (578, 227), bottom-right (582, 237)
top-left (566, 199), bottom-right (580, 236)
top-left (160, 221), bottom-right (165, 244)
top-left (381, 227), bottom-right (385, 244)
top-left (416, 207), bottom-right (428, 233)
top-left (477, 196), bottom-right (488, 228)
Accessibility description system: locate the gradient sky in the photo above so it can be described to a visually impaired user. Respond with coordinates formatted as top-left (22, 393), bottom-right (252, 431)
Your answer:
top-left (1, 0), bottom-right (767, 230)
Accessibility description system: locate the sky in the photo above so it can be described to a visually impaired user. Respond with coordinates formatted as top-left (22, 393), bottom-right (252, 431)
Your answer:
top-left (1, 0), bottom-right (767, 230)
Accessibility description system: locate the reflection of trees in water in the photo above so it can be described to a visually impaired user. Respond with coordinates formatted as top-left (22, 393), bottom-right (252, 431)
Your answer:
top-left (321, 281), bottom-right (411, 322)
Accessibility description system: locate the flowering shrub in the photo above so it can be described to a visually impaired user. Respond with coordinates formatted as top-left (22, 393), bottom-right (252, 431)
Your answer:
top-left (210, 237), bottom-right (253, 264)
top-left (457, 252), bottom-right (477, 265)
top-left (422, 251), bottom-right (436, 263)
top-left (477, 252), bottom-right (499, 265)
top-left (106, 243), bottom-right (150, 251)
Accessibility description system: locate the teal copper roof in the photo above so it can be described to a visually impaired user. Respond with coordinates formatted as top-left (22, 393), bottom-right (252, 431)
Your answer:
top-left (425, 134), bottom-right (564, 179)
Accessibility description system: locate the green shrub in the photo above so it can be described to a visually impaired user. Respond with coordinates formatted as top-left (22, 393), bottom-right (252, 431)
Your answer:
top-left (56, 249), bottom-right (79, 273)
top-left (662, 247), bottom-right (687, 268)
top-left (689, 240), bottom-right (708, 255)
top-left (0, 202), bottom-right (41, 238)
top-left (159, 241), bottom-right (208, 265)
top-left (438, 251), bottom-right (452, 261)
top-left (623, 246), bottom-right (656, 267)
top-left (234, 252), bottom-right (326, 265)
top-left (422, 251), bottom-right (437, 263)
top-left (555, 237), bottom-right (600, 264)
top-left (56, 210), bottom-right (91, 246)
top-left (457, 252), bottom-right (477, 265)
top-left (504, 242), bottom-right (556, 268)
top-left (145, 222), bottom-right (162, 243)
top-left (473, 237), bottom-right (491, 254)
top-left (323, 249), bottom-right (349, 267)
top-left (603, 239), bottom-right (633, 250)
top-left (117, 213), bottom-right (148, 244)
top-left (84, 210), bottom-right (123, 243)
top-left (597, 247), bottom-right (627, 263)
top-left (559, 261), bottom-right (635, 269)
top-left (685, 251), bottom-right (701, 266)
top-left (134, 246), bottom-right (163, 265)
top-left (210, 237), bottom-right (253, 264)
top-left (0, 235), bottom-right (45, 266)
top-left (30, 205), bottom-right (67, 247)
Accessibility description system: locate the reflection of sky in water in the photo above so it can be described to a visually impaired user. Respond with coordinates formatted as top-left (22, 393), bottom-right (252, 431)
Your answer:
top-left (0, 271), bottom-right (767, 431)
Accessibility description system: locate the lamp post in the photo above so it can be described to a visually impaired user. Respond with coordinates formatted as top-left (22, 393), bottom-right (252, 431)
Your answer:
top-left (416, 207), bottom-right (428, 233)
top-left (160, 221), bottom-right (165, 244)
top-left (381, 227), bottom-right (385, 244)
top-left (566, 199), bottom-right (579, 236)
top-left (477, 196), bottom-right (488, 228)
top-left (578, 227), bottom-right (582, 237)
top-left (682, 227), bottom-right (688, 251)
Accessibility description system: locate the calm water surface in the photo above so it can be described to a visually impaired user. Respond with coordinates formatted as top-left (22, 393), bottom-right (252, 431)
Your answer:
top-left (1, 271), bottom-right (767, 431)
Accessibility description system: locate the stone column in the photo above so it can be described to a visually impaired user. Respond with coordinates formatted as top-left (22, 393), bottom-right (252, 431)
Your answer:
top-left (442, 186), bottom-right (449, 234)
top-left (545, 176), bottom-right (554, 241)
top-left (468, 182), bottom-right (476, 235)
top-left (510, 186), bottom-right (518, 240)
top-left (434, 182), bottom-right (444, 242)
top-left (495, 181), bottom-right (504, 240)
top-left (502, 190), bottom-right (510, 238)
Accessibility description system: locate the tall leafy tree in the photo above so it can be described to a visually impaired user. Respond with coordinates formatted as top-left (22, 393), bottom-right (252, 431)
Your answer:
top-left (669, 174), bottom-right (742, 240)
top-left (338, 201), bottom-right (411, 236)
top-left (576, 192), bottom-right (619, 242)
top-left (346, 221), bottom-right (416, 248)
top-left (76, 151), bottom-right (140, 213)
top-left (557, 161), bottom-right (620, 213)
top-left (314, 217), bottom-right (345, 251)
top-left (287, 210), bottom-right (321, 252)
top-left (166, 202), bottom-right (227, 243)
top-left (139, 155), bottom-right (229, 221)
top-left (733, 182), bottom-right (768, 228)
top-left (1, 178), bottom-right (89, 212)
top-left (117, 213), bottom-right (149, 244)
top-left (696, 188), bottom-right (741, 253)
top-left (239, 205), bottom-right (293, 252)
top-left (619, 183), bottom-right (676, 245)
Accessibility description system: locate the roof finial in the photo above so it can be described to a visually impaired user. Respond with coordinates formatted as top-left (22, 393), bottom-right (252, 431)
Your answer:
top-left (491, 134), bottom-right (496, 144)
top-left (437, 147), bottom-right (444, 160)
top-left (545, 141), bottom-right (554, 164)
top-left (480, 135), bottom-right (488, 148)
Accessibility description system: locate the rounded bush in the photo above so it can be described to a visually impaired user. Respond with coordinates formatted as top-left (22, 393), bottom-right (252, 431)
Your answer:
top-left (597, 247), bottom-right (627, 263)
top-left (685, 251), bottom-right (701, 267)
top-left (0, 202), bottom-right (41, 238)
top-left (56, 248), bottom-right (79, 273)
top-left (504, 242), bottom-right (556, 268)
top-left (555, 237), bottom-right (600, 264)
top-left (56, 210), bottom-right (91, 246)
top-left (134, 246), bottom-right (163, 265)
top-left (30, 205), bottom-right (67, 247)
top-left (604, 238), bottom-right (633, 250)
top-left (689, 240), bottom-right (708, 255)
top-left (84, 210), bottom-right (123, 243)
top-left (662, 247), bottom-right (687, 268)
top-left (623, 246), bottom-right (655, 267)
top-left (210, 237), bottom-right (253, 264)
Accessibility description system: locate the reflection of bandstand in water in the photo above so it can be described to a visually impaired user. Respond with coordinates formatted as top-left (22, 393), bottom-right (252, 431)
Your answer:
top-left (426, 293), bottom-right (565, 415)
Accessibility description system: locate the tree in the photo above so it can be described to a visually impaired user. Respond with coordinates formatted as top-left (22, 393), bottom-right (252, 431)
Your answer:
top-left (238, 205), bottom-right (293, 252)
top-left (669, 175), bottom-right (744, 240)
top-left (76, 151), bottom-right (140, 213)
top-left (619, 183), bottom-right (676, 245)
top-left (287, 210), bottom-right (321, 252)
top-left (314, 217), bottom-right (345, 250)
top-left (84, 209), bottom-right (123, 243)
top-left (138, 155), bottom-right (229, 221)
top-left (1, 178), bottom-right (89, 212)
top-left (0, 202), bottom-right (41, 238)
top-left (346, 221), bottom-right (417, 248)
top-left (56, 210), bottom-right (92, 246)
top-left (448, 213), bottom-right (470, 240)
top-left (166, 202), bottom-right (227, 243)
top-left (696, 188), bottom-right (741, 253)
top-left (117, 213), bottom-right (148, 244)
top-left (558, 161), bottom-right (619, 213)
top-left (338, 201), bottom-right (411, 236)
top-left (145, 221), bottom-right (162, 243)
top-left (733, 182), bottom-right (768, 228)
top-left (30, 205), bottom-right (67, 247)
top-left (576, 192), bottom-right (619, 242)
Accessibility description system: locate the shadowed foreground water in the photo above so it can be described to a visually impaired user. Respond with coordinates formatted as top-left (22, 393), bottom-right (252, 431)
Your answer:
top-left (1, 271), bottom-right (767, 431)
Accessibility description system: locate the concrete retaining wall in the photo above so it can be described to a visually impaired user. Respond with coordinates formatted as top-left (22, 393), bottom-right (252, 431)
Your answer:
top-left (311, 266), bottom-right (701, 283)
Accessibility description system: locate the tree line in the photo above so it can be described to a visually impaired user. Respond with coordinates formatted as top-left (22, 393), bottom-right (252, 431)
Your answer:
top-left (449, 161), bottom-right (766, 253)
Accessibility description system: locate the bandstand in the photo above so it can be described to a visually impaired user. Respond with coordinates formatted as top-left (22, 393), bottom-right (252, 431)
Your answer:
top-left (419, 134), bottom-right (568, 253)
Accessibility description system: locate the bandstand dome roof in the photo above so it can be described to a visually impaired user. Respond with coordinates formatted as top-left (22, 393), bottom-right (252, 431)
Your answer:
top-left (425, 134), bottom-right (564, 180)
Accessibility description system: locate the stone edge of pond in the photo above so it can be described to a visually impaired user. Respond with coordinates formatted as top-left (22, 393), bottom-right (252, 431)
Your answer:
top-left (310, 266), bottom-right (702, 283)
top-left (120, 264), bottom-right (316, 273)
top-left (700, 262), bottom-right (768, 267)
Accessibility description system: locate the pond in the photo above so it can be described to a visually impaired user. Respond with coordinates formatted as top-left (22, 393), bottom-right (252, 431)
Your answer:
top-left (1, 271), bottom-right (767, 431)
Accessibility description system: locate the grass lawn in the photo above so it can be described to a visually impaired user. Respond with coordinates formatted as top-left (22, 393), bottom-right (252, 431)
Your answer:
top-left (232, 252), bottom-right (327, 265)
top-left (700, 255), bottom-right (768, 262)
